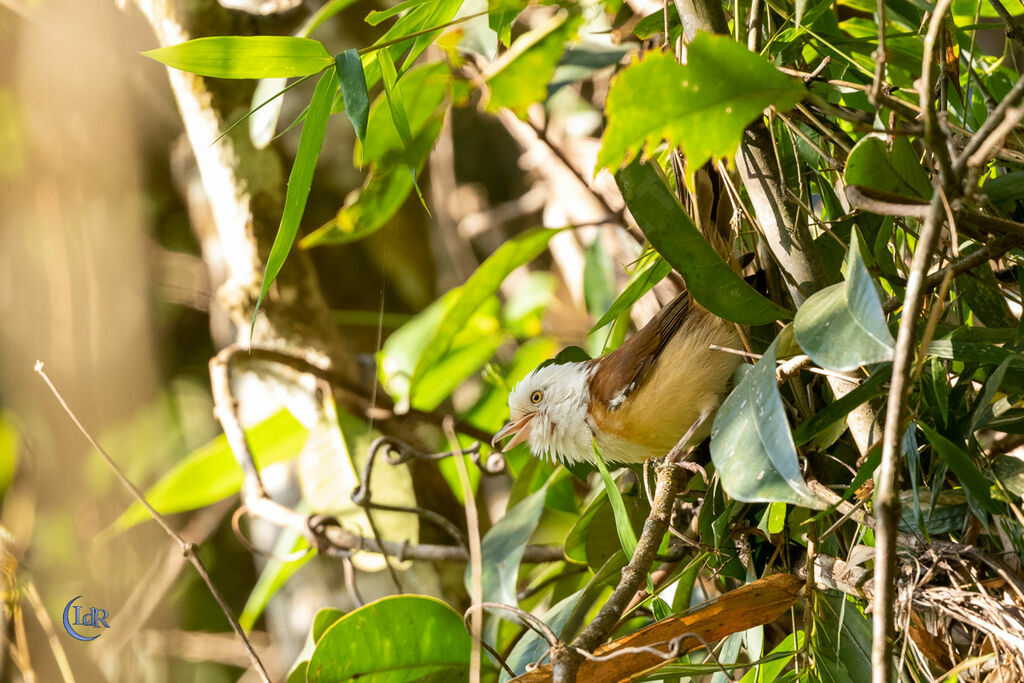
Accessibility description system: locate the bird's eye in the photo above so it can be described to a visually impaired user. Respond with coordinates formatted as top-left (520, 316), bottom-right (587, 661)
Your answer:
top-left (530, 390), bottom-right (544, 404)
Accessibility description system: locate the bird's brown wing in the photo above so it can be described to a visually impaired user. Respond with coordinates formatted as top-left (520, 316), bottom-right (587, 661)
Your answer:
top-left (587, 290), bottom-right (691, 409)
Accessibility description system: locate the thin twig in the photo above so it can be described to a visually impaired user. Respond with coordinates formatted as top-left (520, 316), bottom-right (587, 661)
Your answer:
top-left (552, 464), bottom-right (682, 682)
top-left (873, 191), bottom-right (947, 682)
top-left (34, 362), bottom-right (271, 683)
top-left (444, 417), bottom-right (482, 683)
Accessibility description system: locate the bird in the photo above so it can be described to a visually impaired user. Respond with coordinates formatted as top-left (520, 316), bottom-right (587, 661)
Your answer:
top-left (492, 289), bottom-right (743, 465)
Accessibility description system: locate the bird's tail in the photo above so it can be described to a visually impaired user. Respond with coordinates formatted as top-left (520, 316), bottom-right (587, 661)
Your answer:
top-left (678, 160), bottom-right (740, 275)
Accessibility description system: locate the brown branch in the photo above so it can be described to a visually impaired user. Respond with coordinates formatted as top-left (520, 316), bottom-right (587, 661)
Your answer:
top-left (882, 233), bottom-right (1023, 313)
top-left (212, 344), bottom-right (495, 444)
top-left (873, 191), bottom-right (945, 683)
top-left (551, 463), bottom-right (682, 682)
top-left (34, 363), bottom-right (272, 683)
top-left (208, 352), bottom-right (562, 565)
top-left (956, 74), bottom-right (1024, 175)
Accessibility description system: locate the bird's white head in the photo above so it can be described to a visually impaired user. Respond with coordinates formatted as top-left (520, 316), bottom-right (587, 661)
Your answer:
top-left (492, 361), bottom-right (595, 464)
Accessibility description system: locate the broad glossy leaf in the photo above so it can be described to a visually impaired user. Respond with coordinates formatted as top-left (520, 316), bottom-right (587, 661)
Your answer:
top-left (308, 595), bottom-right (470, 681)
top-left (844, 135), bottom-right (932, 199)
top-left (412, 228), bottom-right (560, 386)
top-left (114, 410), bottom-right (308, 530)
top-left (615, 159), bottom-right (792, 325)
top-left (993, 453), bottom-right (1024, 497)
top-left (590, 254), bottom-right (671, 332)
top-left (485, 12), bottom-right (581, 117)
top-left (794, 236), bottom-right (895, 371)
top-left (335, 49), bottom-right (369, 143)
top-left (563, 489), bottom-right (607, 563)
top-left (253, 68), bottom-right (337, 330)
top-left (598, 34), bottom-right (806, 171)
top-left (143, 36), bottom-right (333, 79)
top-left (711, 336), bottom-right (826, 509)
top-left (471, 483), bottom-right (549, 607)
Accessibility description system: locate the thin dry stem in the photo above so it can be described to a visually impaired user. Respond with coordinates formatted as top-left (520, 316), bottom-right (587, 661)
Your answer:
top-left (34, 362), bottom-right (271, 683)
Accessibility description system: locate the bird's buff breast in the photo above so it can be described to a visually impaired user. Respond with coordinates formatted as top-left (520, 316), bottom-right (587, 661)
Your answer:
top-left (590, 315), bottom-right (742, 463)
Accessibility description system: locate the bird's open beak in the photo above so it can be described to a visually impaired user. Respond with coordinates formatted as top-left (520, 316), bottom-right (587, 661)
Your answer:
top-left (492, 413), bottom-right (535, 453)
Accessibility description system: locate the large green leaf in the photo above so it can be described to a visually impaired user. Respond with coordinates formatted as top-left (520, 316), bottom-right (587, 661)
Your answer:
top-left (143, 36), bottom-right (333, 79)
top-left (711, 336), bottom-right (826, 509)
top-left (253, 68), bottom-right (338, 330)
top-left (598, 33), bottom-right (806, 171)
top-left (470, 483), bottom-right (549, 607)
top-left (411, 228), bottom-right (560, 386)
top-left (844, 135), bottom-right (933, 199)
top-left (794, 236), bottom-right (894, 371)
top-left (307, 595), bottom-right (471, 682)
top-left (484, 12), bottom-right (581, 117)
top-left (114, 410), bottom-right (308, 530)
top-left (615, 158), bottom-right (792, 325)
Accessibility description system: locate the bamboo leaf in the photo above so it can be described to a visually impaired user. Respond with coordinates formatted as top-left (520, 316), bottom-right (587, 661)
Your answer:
top-left (143, 36), bottom-right (333, 78)
top-left (335, 49), bottom-right (369, 143)
top-left (252, 68), bottom-right (337, 331)
top-left (615, 158), bottom-right (792, 325)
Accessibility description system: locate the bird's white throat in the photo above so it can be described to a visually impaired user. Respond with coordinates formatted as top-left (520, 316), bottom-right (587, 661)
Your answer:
top-left (507, 362), bottom-right (595, 464)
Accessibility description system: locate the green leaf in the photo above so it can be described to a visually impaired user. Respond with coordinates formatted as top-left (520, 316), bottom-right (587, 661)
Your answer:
top-left (919, 424), bottom-right (1000, 515)
top-left (489, 0), bottom-right (525, 46)
top-left (366, 0), bottom-right (433, 26)
top-left (583, 237), bottom-right (616, 318)
top-left (814, 592), bottom-right (874, 682)
top-left (307, 595), bottom-right (471, 681)
top-left (114, 410), bottom-right (308, 531)
top-left (711, 336), bottom-right (826, 509)
top-left (411, 228), bottom-right (561, 387)
top-left (844, 135), bottom-right (933, 199)
top-left (598, 33), bottom-right (806, 171)
top-left (590, 256), bottom-right (671, 333)
top-left (957, 242), bottom-right (1016, 328)
top-left (794, 236), bottom-right (895, 371)
top-left (471, 483), bottom-right (549, 606)
top-left (378, 50), bottom-right (414, 147)
top-left (791, 368), bottom-right (890, 446)
top-left (0, 412), bottom-right (19, 496)
top-left (142, 36), bottom-right (333, 79)
top-left (981, 171), bottom-right (1024, 205)
top-left (563, 488), bottom-right (608, 563)
top-left (592, 442), bottom-right (639, 558)
top-left (614, 158), bottom-right (792, 325)
top-left (484, 12), bottom-right (581, 117)
top-left (335, 49), bottom-right (369, 143)
top-left (252, 68), bottom-right (337, 332)
top-left (304, 119), bottom-right (443, 246)
top-left (413, 334), bottom-right (504, 411)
